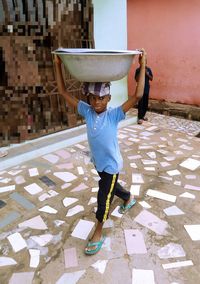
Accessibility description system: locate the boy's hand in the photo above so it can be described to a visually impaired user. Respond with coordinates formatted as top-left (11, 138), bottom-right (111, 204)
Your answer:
top-left (138, 48), bottom-right (146, 67)
top-left (54, 54), bottom-right (62, 65)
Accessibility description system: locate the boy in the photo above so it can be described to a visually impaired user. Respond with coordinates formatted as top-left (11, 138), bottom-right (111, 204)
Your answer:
top-left (54, 49), bottom-right (146, 255)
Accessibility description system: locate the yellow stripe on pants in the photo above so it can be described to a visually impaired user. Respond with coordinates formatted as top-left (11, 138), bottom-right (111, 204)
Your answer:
top-left (103, 174), bottom-right (116, 223)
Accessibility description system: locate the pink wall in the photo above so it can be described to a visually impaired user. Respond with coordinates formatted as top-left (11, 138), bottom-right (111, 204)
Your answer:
top-left (127, 0), bottom-right (200, 106)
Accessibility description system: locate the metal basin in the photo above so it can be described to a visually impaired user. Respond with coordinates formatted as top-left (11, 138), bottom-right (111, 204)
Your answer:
top-left (52, 48), bottom-right (141, 82)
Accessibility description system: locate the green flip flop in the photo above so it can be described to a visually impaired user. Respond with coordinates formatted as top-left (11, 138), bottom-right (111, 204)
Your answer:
top-left (118, 198), bottom-right (136, 214)
top-left (85, 235), bottom-right (106, 255)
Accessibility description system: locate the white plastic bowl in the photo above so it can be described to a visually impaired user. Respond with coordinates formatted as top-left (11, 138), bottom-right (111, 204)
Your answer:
top-left (52, 48), bottom-right (141, 82)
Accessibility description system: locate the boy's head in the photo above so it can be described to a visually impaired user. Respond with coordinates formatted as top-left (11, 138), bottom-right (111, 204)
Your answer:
top-left (82, 82), bottom-right (111, 114)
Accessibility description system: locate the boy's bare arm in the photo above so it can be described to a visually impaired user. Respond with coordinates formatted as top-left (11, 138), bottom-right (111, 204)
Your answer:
top-left (122, 49), bottom-right (146, 113)
top-left (54, 55), bottom-right (79, 108)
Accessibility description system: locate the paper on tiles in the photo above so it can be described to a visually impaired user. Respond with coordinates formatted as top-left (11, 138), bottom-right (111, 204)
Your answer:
top-left (70, 183), bottom-right (88, 192)
top-left (39, 205), bottom-right (57, 214)
top-left (29, 168), bottom-right (39, 177)
top-left (88, 197), bottom-right (97, 205)
top-left (185, 175), bottom-right (196, 179)
top-left (139, 201), bottom-right (151, 209)
top-left (147, 152), bottom-right (157, 159)
top-left (55, 270), bottom-right (86, 284)
top-left (140, 131), bottom-right (154, 137)
top-left (184, 224), bottom-right (200, 240)
top-left (128, 137), bottom-right (140, 142)
top-left (18, 215), bottom-right (48, 230)
top-left (0, 185), bottom-right (15, 193)
top-left (163, 205), bottom-right (184, 216)
top-left (134, 210), bottom-right (168, 235)
top-left (111, 206), bottom-right (123, 218)
top-left (66, 205), bottom-right (84, 217)
top-left (29, 249), bottom-right (40, 268)
top-left (57, 163), bottom-right (74, 170)
top-left (130, 185), bottom-right (140, 196)
top-left (8, 170), bottom-right (22, 176)
top-left (64, 247), bottom-right (78, 268)
top-left (144, 167), bottom-right (156, 171)
top-left (77, 166), bottom-right (84, 175)
top-left (91, 260), bottom-right (108, 274)
top-left (146, 189), bottom-right (176, 203)
top-left (7, 232), bottom-right (27, 252)
top-left (75, 143), bottom-right (85, 149)
top-left (160, 162), bottom-right (171, 167)
top-left (174, 181), bottom-right (181, 186)
top-left (61, 183), bottom-right (72, 189)
top-left (128, 155), bottom-right (142, 160)
top-left (130, 162), bottom-right (137, 169)
top-left (14, 175), bottom-right (26, 184)
top-left (174, 150), bottom-right (184, 155)
top-left (24, 183), bottom-right (43, 195)
top-left (53, 172), bottom-right (77, 182)
top-left (139, 144), bottom-right (153, 149)
top-left (30, 234), bottom-right (53, 246)
top-left (167, 169), bottom-right (181, 176)
top-left (0, 178), bottom-right (12, 184)
top-left (63, 197), bottom-right (78, 207)
top-left (180, 158), bottom-right (200, 171)
top-left (38, 190), bottom-right (58, 202)
top-left (0, 257), bottom-right (17, 266)
top-left (124, 229), bottom-right (147, 254)
top-left (102, 237), bottom-right (111, 251)
top-left (54, 220), bottom-right (65, 227)
top-left (132, 269), bottom-right (155, 284)
top-left (55, 149), bottom-right (71, 159)
top-left (132, 174), bottom-right (144, 184)
top-left (141, 159), bottom-right (157, 165)
top-left (162, 260), bottom-right (193, 269)
top-left (158, 243), bottom-right (186, 259)
top-left (179, 192), bottom-right (195, 199)
top-left (8, 272), bottom-right (35, 284)
top-left (163, 156), bottom-right (175, 161)
top-left (71, 219), bottom-right (95, 240)
top-left (159, 175), bottom-right (172, 181)
top-left (179, 144), bottom-right (193, 151)
top-left (184, 184), bottom-right (200, 191)
top-left (42, 154), bottom-right (60, 164)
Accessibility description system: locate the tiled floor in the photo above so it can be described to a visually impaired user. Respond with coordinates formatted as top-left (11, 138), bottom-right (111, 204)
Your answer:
top-left (0, 111), bottom-right (200, 284)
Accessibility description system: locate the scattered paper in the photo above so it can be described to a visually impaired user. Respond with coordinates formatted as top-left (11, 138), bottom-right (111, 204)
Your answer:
top-left (179, 192), bottom-right (195, 199)
top-left (184, 184), bottom-right (200, 191)
top-left (24, 183), bottom-right (43, 195)
top-left (184, 224), bottom-right (200, 241)
top-left (39, 205), bottom-right (57, 214)
top-left (30, 234), bottom-right (53, 246)
top-left (29, 249), bottom-right (40, 268)
top-left (91, 260), bottom-right (108, 274)
top-left (0, 185), bottom-right (15, 193)
top-left (138, 201), bottom-right (151, 209)
top-left (54, 172), bottom-right (77, 182)
top-left (77, 167), bottom-right (84, 175)
top-left (64, 247), bottom-right (78, 268)
top-left (71, 219), bottom-right (95, 240)
top-left (43, 154), bottom-right (59, 164)
top-left (0, 257), bottom-right (17, 266)
top-left (66, 205), bottom-right (84, 217)
top-left (180, 158), bottom-right (200, 171)
top-left (56, 270), bottom-right (86, 284)
top-left (163, 205), bottom-right (185, 216)
top-left (162, 260), bottom-right (193, 269)
top-left (124, 229), bottom-right (147, 254)
top-left (134, 210), bottom-right (168, 235)
top-left (29, 168), bottom-right (39, 177)
top-left (63, 197), bottom-right (78, 207)
top-left (7, 232), bottom-right (27, 252)
top-left (146, 189), bottom-right (176, 203)
top-left (132, 269), bottom-right (155, 284)
top-left (158, 243), bottom-right (186, 259)
top-left (8, 272), bottom-right (34, 284)
top-left (132, 174), bottom-right (144, 184)
top-left (111, 206), bottom-right (123, 218)
top-left (167, 169), bottom-right (181, 176)
top-left (88, 197), bottom-right (97, 205)
top-left (70, 183), bottom-right (88, 192)
top-left (18, 215), bottom-right (48, 230)
top-left (130, 185), bottom-right (140, 196)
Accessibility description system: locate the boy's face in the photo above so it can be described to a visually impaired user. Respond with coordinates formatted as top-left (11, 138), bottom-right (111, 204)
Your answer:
top-left (89, 94), bottom-right (111, 114)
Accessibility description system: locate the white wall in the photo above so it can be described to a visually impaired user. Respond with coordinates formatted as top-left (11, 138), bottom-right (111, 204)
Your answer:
top-left (92, 0), bottom-right (128, 107)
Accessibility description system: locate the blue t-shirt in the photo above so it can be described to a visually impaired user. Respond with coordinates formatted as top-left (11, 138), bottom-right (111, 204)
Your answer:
top-left (78, 100), bottom-right (125, 174)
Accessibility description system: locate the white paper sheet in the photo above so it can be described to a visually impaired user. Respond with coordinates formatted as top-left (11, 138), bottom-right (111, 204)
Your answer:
top-left (91, 260), bottom-right (108, 274)
top-left (28, 168), bottom-right (39, 177)
top-left (157, 243), bottom-right (186, 259)
top-left (138, 201), bottom-right (151, 209)
top-left (30, 234), bottom-right (53, 246)
top-left (111, 206), bottom-right (123, 218)
top-left (88, 197), bottom-right (97, 205)
top-left (0, 257), bottom-right (17, 266)
top-left (7, 232), bottom-right (27, 252)
top-left (66, 205), bottom-right (84, 217)
top-left (184, 224), bottom-right (200, 240)
top-left (124, 229), bottom-right (147, 254)
top-left (132, 174), bottom-right (144, 184)
top-left (18, 215), bottom-right (48, 230)
top-left (184, 184), bottom-right (200, 191)
top-left (39, 205), bottom-right (57, 214)
top-left (163, 205), bottom-right (184, 216)
top-left (146, 189), bottom-right (176, 203)
top-left (179, 192), bottom-right (195, 199)
top-left (63, 197), bottom-right (78, 207)
top-left (77, 167), bottom-right (84, 175)
top-left (130, 185), bottom-right (140, 196)
top-left (55, 270), bottom-right (86, 284)
top-left (167, 169), bottom-right (181, 176)
top-left (24, 183), bottom-right (43, 195)
top-left (53, 172), bottom-right (77, 182)
top-left (71, 219), bottom-right (95, 240)
top-left (132, 269), bottom-right (155, 284)
top-left (162, 260), bottom-right (193, 269)
top-left (0, 185), bottom-right (15, 193)
top-left (180, 158), bottom-right (200, 171)
top-left (29, 249), bottom-right (40, 268)
top-left (42, 154), bottom-right (60, 164)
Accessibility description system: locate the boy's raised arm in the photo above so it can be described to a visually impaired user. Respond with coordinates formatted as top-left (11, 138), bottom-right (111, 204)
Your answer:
top-left (122, 49), bottom-right (146, 113)
top-left (54, 55), bottom-right (79, 108)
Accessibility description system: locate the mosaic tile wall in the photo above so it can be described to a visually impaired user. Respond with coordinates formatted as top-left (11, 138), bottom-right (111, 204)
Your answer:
top-left (0, 0), bottom-right (94, 146)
